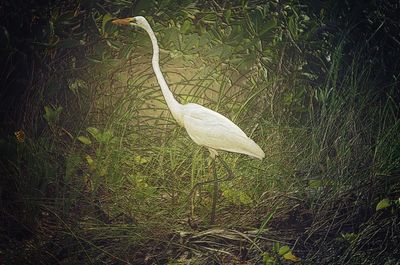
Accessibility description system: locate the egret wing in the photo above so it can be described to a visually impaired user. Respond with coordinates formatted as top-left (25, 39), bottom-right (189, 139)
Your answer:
top-left (182, 103), bottom-right (264, 159)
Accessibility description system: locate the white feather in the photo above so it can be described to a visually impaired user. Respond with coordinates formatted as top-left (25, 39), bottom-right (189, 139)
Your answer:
top-left (127, 16), bottom-right (265, 160)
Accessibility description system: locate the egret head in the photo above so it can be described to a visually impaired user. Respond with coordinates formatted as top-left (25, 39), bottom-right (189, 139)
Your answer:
top-left (112, 16), bottom-right (149, 29)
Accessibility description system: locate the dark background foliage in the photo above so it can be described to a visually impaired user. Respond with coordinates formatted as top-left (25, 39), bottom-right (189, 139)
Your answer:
top-left (1, 0), bottom-right (399, 264)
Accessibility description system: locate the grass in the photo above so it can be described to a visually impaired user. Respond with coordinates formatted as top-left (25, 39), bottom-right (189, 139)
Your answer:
top-left (1, 1), bottom-right (400, 264)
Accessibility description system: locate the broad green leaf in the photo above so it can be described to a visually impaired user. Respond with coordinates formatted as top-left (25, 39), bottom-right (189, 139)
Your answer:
top-left (77, 136), bottom-right (92, 145)
top-left (376, 198), bottom-right (391, 211)
top-left (283, 251), bottom-right (301, 262)
top-left (278, 245), bottom-right (290, 255)
top-left (134, 155), bottom-right (149, 165)
top-left (309, 179), bottom-right (322, 189)
top-left (181, 20), bottom-right (192, 34)
top-left (85, 154), bottom-right (95, 171)
top-left (272, 242), bottom-right (281, 253)
top-left (262, 252), bottom-right (277, 265)
top-left (87, 127), bottom-right (100, 141)
top-left (202, 13), bottom-right (217, 24)
top-left (99, 130), bottom-right (113, 143)
top-left (44, 105), bottom-right (63, 124)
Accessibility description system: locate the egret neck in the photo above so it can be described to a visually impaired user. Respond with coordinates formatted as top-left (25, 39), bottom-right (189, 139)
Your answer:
top-left (141, 21), bottom-right (184, 126)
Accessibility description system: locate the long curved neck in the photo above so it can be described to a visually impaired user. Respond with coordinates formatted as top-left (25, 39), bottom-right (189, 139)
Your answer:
top-left (141, 22), bottom-right (183, 126)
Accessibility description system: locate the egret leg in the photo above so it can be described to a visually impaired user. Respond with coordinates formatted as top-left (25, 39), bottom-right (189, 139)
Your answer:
top-left (188, 155), bottom-right (235, 225)
top-left (188, 156), bottom-right (235, 196)
top-left (210, 157), bottom-right (218, 224)
top-left (216, 155), bottom-right (235, 182)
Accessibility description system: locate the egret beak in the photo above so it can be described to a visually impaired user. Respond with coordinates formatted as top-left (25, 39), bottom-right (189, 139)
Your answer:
top-left (112, 17), bottom-right (135, 26)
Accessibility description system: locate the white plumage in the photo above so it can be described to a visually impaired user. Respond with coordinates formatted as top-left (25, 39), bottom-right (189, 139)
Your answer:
top-left (183, 103), bottom-right (264, 159)
top-left (112, 16), bottom-right (264, 160)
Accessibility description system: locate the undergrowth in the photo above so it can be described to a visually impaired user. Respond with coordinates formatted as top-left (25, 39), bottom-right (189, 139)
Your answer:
top-left (1, 1), bottom-right (399, 264)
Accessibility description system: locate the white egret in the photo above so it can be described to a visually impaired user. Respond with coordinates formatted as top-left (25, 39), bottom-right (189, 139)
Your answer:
top-left (112, 16), bottom-right (264, 224)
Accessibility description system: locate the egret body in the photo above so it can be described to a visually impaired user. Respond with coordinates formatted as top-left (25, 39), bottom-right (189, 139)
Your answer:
top-left (112, 16), bottom-right (264, 223)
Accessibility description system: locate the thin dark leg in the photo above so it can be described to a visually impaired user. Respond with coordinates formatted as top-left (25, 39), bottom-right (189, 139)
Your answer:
top-left (210, 158), bottom-right (217, 224)
top-left (188, 155), bottom-right (235, 225)
top-left (216, 155), bottom-right (235, 181)
top-left (188, 156), bottom-right (235, 200)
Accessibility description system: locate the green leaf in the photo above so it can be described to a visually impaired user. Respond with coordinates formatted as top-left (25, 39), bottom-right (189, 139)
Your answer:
top-left (224, 9), bottom-right (232, 22)
top-left (85, 154), bottom-right (95, 171)
top-left (272, 242), bottom-right (280, 253)
top-left (99, 130), bottom-right (113, 143)
top-left (181, 20), bottom-right (192, 34)
top-left (87, 127), bottom-right (100, 141)
top-left (134, 155), bottom-right (149, 165)
top-left (202, 13), bottom-right (217, 24)
top-left (262, 252), bottom-right (277, 265)
top-left (102, 13), bottom-right (113, 36)
top-left (248, 9), bottom-right (264, 34)
top-left (260, 18), bottom-right (277, 38)
top-left (43, 105), bottom-right (63, 124)
top-left (278, 245), bottom-right (290, 255)
top-left (77, 136), bottom-right (92, 145)
top-left (288, 16), bottom-right (298, 39)
top-left (283, 251), bottom-right (301, 262)
top-left (376, 198), bottom-right (391, 211)
top-left (86, 127), bottom-right (114, 143)
top-left (309, 179), bottom-right (322, 189)
top-left (162, 27), bottom-right (181, 47)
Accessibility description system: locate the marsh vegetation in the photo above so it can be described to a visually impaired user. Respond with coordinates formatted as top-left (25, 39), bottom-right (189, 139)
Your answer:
top-left (1, 1), bottom-right (399, 264)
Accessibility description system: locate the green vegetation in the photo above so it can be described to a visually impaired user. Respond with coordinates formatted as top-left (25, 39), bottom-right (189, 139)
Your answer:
top-left (1, 0), bottom-right (399, 264)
